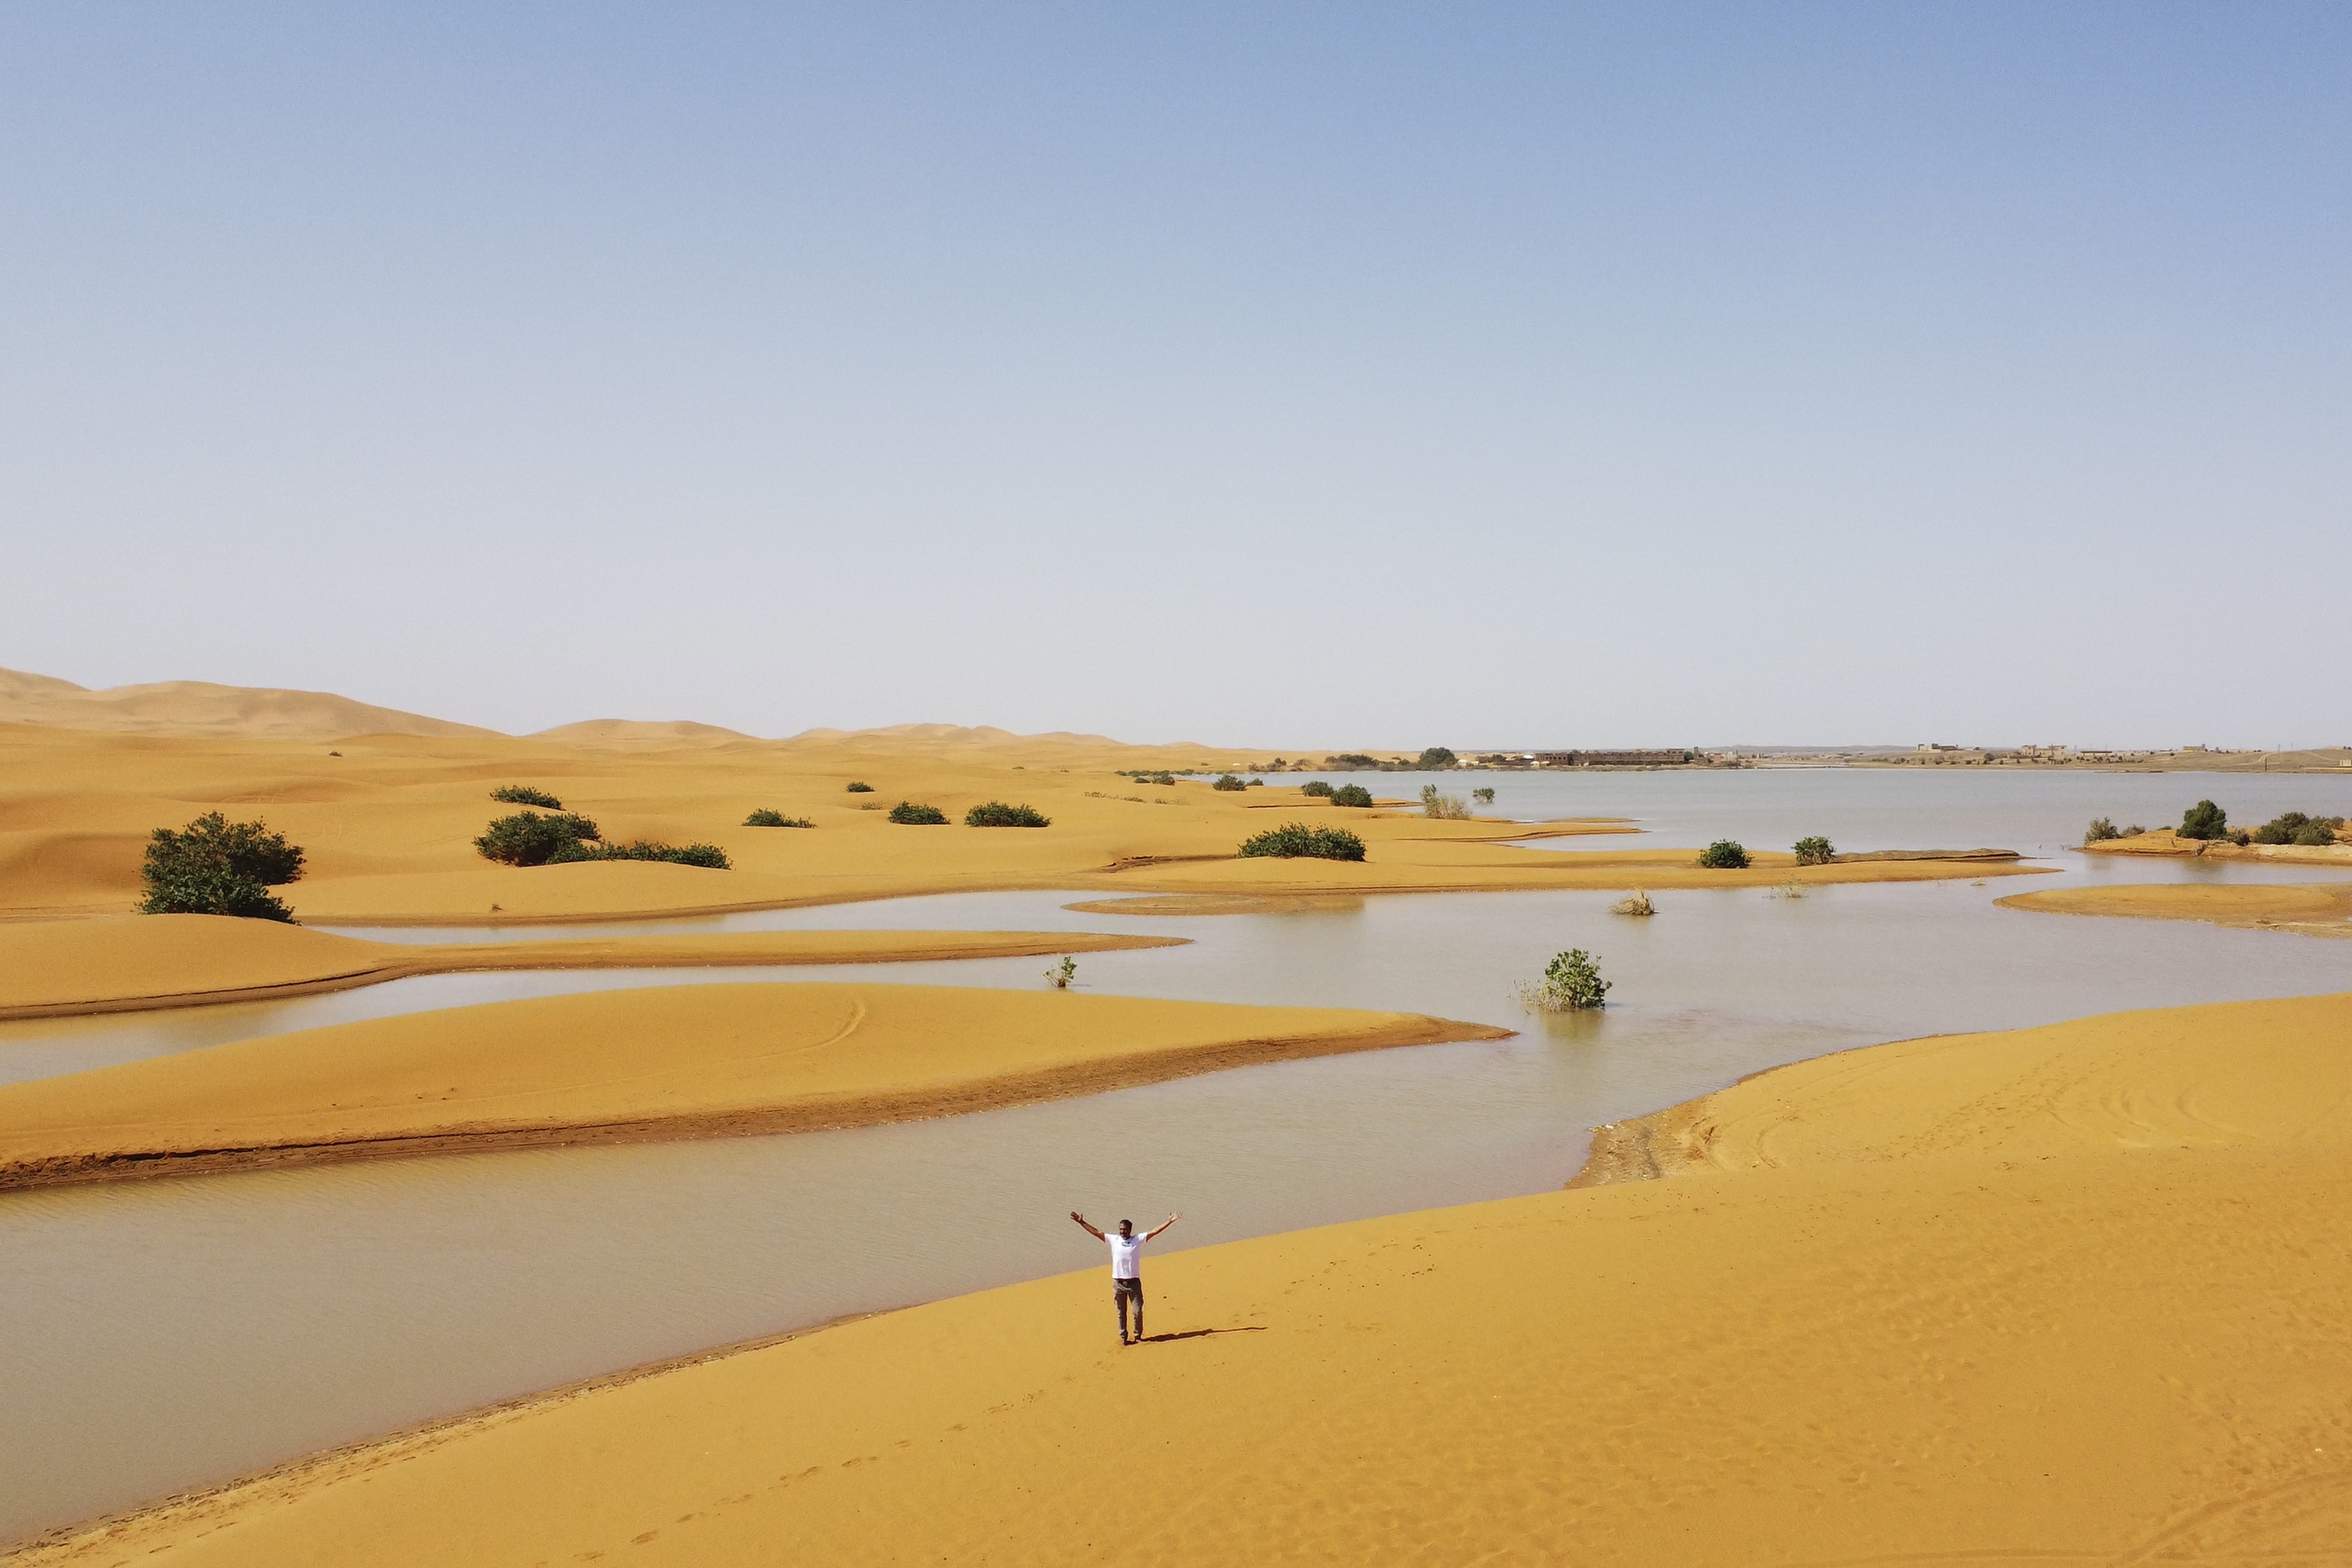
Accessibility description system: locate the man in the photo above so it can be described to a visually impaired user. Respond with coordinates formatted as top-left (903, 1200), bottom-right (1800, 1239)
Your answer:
top-left (1070, 1210), bottom-right (1178, 1346)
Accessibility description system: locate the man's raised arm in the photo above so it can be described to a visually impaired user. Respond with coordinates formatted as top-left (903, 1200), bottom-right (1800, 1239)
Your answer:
top-left (1070, 1211), bottom-right (1106, 1239)
top-left (1145, 1212), bottom-right (1181, 1241)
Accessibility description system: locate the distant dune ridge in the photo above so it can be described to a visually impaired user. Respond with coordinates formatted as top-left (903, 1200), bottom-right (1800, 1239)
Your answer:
top-left (0, 667), bottom-right (499, 742)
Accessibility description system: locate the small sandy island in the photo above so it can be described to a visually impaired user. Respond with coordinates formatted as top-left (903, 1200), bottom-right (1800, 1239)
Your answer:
top-left (2083, 826), bottom-right (2352, 868)
top-left (0, 914), bottom-right (1185, 1019)
top-left (0, 982), bottom-right (1507, 1191)
top-left (19, 990), bottom-right (2350, 1563)
top-left (1996, 881), bottom-right (2352, 940)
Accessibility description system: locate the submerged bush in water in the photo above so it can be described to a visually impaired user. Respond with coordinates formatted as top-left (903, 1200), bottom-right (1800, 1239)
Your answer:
top-left (1792, 836), bottom-right (1834, 865)
top-left (1521, 949), bottom-right (1610, 1011)
top-left (1473, 787), bottom-right (1496, 803)
top-left (1697, 839), bottom-right (1750, 870)
top-left (966, 801), bottom-right (1051, 827)
top-left (1045, 956), bottom-right (1076, 989)
top-left (1610, 890), bottom-right (1654, 917)
top-left (888, 801), bottom-right (949, 825)
top-left (1238, 823), bottom-right (1367, 861)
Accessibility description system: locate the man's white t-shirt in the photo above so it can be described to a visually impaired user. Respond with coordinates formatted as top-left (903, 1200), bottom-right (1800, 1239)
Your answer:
top-left (1107, 1231), bottom-right (1144, 1280)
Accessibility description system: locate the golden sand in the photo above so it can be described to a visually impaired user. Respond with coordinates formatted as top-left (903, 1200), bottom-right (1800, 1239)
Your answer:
top-left (2083, 827), bottom-right (2352, 868)
top-left (1997, 881), bottom-right (2352, 940)
top-left (20, 992), bottom-right (2351, 1564)
top-left (0, 913), bottom-right (1184, 1018)
top-left (0, 982), bottom-right (1506, 1190)
top-left (0, 722), bottom-right (2045, 926)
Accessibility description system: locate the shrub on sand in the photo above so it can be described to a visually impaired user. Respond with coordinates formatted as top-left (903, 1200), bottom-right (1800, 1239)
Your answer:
top-left (2178, 800), bottom-right (2229, 841)
top-left (2253, 811), bottom-right (2346, 846)
top-left (1792, 836), bottom-right (1834, 865)
top-left (1417, 746), bottom-right (1458, 769)
top-left (1697, 839), bottom-right (1750, 869)
top-left (1212, 774), bottom-right (1247, 792)
top-left (549, 840), bottom-right (732, 869)
top-left (888, 802), bottom-right (949, 825)
top-left (140, 811), bottom-right (305, 921)
top-left (2084, 817), bottom-right (2122, 844)
top-left (1238, 823), bottom-right (1366, 861)
top-left (845, 781), bottom-right (876, 794)
top-left (1329, 784), bottom-right (1374, 809)
top-left (744, 809), bottom-right (814, 828)
top-left (475, 811), bottom-right (602, 866)
top-left (491, 784), bottom-right (564, 809)
top-left (1519, 949), bottom-right (1610, 1011)
top-left (1301, 781), bottom-right (1335, 798)
top-left (966, 801), bottom-right (1051, 827)
top-left (1610, 890), bottom-right (1654, 917)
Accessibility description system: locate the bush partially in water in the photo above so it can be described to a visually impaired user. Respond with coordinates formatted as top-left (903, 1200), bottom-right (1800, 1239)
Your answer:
top-left (1328, 784), bottom-right (1375, 809)
top-left (1238, 823), bottom-right (1366, 861)
top-left (1045, 955), bottom-right (1076, 989)
top-left (140, 811), bottom-right (306, 921)
top-left (2084, 817), bottom-right (2122, 843)
top-left (1420, 784), bottom-right (1472, 820)
top-left (845, 781), bottom-right (876, 793)
top-left (1300, 780), bottom-right (1335, 797)
top-left (491, 784), bottom-right (564, 809)
top-left (966, 801), bottom-right (1051, 827)
top-left (1697, 839), bottom-right (1750, 869)
top-left (475, 811), bottom-right (602, 865)
top-left (1212, 774), bottom-right (1247, 792)
top-left (548, 839), bottom-right (731, 868)
top-left (1473, 787), bottom-right (1496, 803)
top-left (1520, 949), bottom-right (1610, 1011)
top-left (1610, 890), bottom-right (1654, 917)
top-left (744, 809), bottom-right (813, 828)
top-left (1792, 836), bottom-right (1834, 865)
top-left (2178, 800), bottom-right (2230, 840)
top-left (888, 801), bottom-right (949, 825)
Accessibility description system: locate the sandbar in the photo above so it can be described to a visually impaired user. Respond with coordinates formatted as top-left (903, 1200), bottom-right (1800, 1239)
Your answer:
top-left (0, 914), bottom-right (1185, 1019)
top-left (2082, 826), bottom-right (2352, 868)
top-left (18, 990), bottom-right (2351, 1563)
top-left (1994, 881), bottom-right (2352, 940)
top-left (0, 982), bottom-right (1509, 1190)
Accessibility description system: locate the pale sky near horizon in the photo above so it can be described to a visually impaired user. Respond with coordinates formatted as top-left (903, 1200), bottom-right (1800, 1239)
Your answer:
top-left (4, 5), bottom-right (2346, 749)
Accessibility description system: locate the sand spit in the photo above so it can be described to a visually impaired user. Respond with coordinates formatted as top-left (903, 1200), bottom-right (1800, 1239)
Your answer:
top-left (0, 983), bottom-right (1508, 1192)
top-left (0, 914), bottom-right (1184, 1020)
top-left (0, 723), bottom-right (2044, 924)
top-left (2083, 827), bottom-right (2352, 868)
top-left (1996, 881), bottom-right (2352, 940)
top-left (18, 990), bottom-right (2352, 1565)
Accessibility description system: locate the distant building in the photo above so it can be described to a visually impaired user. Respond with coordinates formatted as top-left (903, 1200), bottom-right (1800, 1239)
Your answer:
top-left (1917, 743), bottom-right (1962, 752)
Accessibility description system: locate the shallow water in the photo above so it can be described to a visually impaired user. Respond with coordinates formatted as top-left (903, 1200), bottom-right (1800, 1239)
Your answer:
top-left (3, 771), bottom-right (2350, 1543)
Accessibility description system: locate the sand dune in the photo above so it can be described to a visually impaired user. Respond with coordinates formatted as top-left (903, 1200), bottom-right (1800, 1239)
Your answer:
top-left (0, 982), bottom-right (1507, 1190)
top-left (0, 723), bottom-right (2041, 924)
top-left (527, 719), bottom-right (758, 746)
top-left (0, 914), bottom-right (1185, 1018)
top-left (0, 667), bottom-right (499, 742)
top-left (1996, 881), bottom-right (2352, 939)
top-left (21, 991), bottom-right (2350, 1565)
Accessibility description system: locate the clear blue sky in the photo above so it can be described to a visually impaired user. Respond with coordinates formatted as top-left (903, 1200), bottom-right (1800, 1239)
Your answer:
top-left (5, 4), bottom-right (2346, 747)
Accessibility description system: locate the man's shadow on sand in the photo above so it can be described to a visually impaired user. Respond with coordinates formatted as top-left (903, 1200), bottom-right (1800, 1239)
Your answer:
top-left (1139, 1326), bottom-right (1268, 1345)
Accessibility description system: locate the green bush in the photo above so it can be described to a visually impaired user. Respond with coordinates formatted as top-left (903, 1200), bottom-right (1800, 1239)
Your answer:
top-left (744, 809), bottom-right (814, 828)
top-left (1421, 784), bottom-right (1471, 820)
top-left (139, 811), bottom-right (305, 921)
top-left (2084, 817), bottom-right (2122, 843)
top-left (845, 781), bottom-right (876, 793)
top-left (2123, 823), bottom-right (2146, 837)
top-left (1522, 949), bottom-right (1610, 1011)
top-left (1328, 753), bottom-right (1379, 769)
top-left (1329, 784), bottom-right (1374, 808)
top-left (490, 784), bottom-right (564, 809)
top-left (1238, 823), bottom-right (1367, 861)
top-left (889, 801), bottom-right (949, 825)
top-left (2253, 811), bottom-right (2346, 846)
top-left (1212, 774), bottom-right (1247, 791)
top-left (1417, 746), bottom-right (1458, 768)
top-left (966, 801), bottom-right (1051, 827)
top-left (2178, 800), bottom-right (2229, 840)
top-left (1792, 836), bottom-right (1834, 865)
top-left (475, 810), bottom-right (603, 865)
top-left (549, 840), bottom-right (731, 868)
top-left (1473, 787), bottom-right (1495, 803)
top-left (1301, 780), bottom-right (1335, 797)
top-left (1697, 839), bottom-right (1750, 869)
